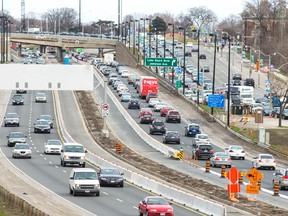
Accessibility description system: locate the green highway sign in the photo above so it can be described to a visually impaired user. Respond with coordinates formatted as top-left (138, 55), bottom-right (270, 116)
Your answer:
top-left (145, 57), bottom-right (178, 67)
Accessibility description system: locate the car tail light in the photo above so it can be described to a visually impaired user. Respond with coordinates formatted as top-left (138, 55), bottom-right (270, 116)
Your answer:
top-left (197, 149), bottom-right (202, 152)
top-left (215, 157), bottom-right (220, 161)
top-left (229, 150), bottom-right (233, 152)
top-left (273, 160), bottom-right (276, 163)
top-left (227, 158), bottom-right (231, 161)
top-left (258, 159), bottom-right (262, 162)
top-left (210, 150), bottom-right (214, 153)
top-left (164, 126), bottom-right (166, 129)
top-left (282, 176), bottom-right (288, 179)
top-left (151, 126), bottom-right (154, 129)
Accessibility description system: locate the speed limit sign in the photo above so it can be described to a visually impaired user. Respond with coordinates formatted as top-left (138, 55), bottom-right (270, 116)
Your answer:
top-left (101, 103), bottom-right (109, 117)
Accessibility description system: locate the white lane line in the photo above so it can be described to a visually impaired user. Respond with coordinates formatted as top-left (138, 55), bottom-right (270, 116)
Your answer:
top-left (62, 170), bottom-right (67, 173)
top-left (116, 198), bottom-right (123, 202)
top-left (132, 206), bottom-right (138, 210)
top-left (49, 161), bottom-right (52, 164)
top-left (102, 192), bottom-right (109, 195)
top-left (40, 154), bottom-right (43, 156)
top-left (55, 165), bottom-right (59, 168)
top-left (44, 157), bottom-right (47, 160)
top-left (31, 143), bottom-right (34, 146)
top-left (36, 150), bottom-right (39, 153)
top-left (33, 147), bottom-right (37, 149)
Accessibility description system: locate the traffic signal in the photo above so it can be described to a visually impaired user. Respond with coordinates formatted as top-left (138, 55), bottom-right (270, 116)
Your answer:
top-left (255, 60), bottom-right (260, 71)
top-left (191, 25), bottom-right (195, 31)
top-left (147, 25), bottom-right (150, 32)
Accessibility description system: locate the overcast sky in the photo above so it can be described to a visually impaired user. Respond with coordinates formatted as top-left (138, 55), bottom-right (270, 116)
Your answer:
top-left (3, 0), bottom-right (246, 22)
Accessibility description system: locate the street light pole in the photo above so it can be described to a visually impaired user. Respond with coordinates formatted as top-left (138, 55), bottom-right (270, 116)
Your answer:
top-left (227, 34), bottom-right (231, 127)
top-left (211, 32), bottom-right (217, 115)
top-left (128, 21), bottom-right (131, 50)
top-left (197, 30), bottom-right (200, 105)
top-left (117, 0), bottom-right (120, 41)
top-left (133, 20), bottom-right (137, 55)
top-left (168, 23), bottom-right (175, 85)
top-left (258, 50), bottom-right (261, 86)
top-left (137, 20), bottom-right (140, 64)
top-left (163, 28), bottom-right (166, 79)
top-left (179, 27), bottom-right (186, 94)
top-left (78, 0), bottom-right (81, 32)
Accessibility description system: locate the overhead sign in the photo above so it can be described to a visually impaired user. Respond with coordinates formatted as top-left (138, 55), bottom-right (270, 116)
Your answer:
top-left (145, 57), bottom-right (178, 67)
top-left (208, 94), bottom-right (225, 108)
top-left (175, 67), bottom-right (182, 74)
top-left (246, 168), bottom-right (263, 185)
top-left (246, 184), bottom-right (260, 194)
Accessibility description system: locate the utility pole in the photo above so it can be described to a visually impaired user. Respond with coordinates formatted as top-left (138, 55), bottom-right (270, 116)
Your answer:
top-left (79, 0), bottom-right (81, 32)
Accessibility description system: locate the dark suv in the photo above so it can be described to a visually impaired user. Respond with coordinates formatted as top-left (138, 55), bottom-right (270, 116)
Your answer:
top-left (166, 110), bottom-right (181, 123)
top-left (128, 99), bottom-right (140, 109)
top-left (192, 143), bottom-right (214, 160)
top-left (232, 73), bottom-right (242, 80)
top-left (146, 92), bottom-right (158, 103)
top-left (149, 120), bottom-right (166, 135)
top-left (244, 78), bottom-right (255, 87)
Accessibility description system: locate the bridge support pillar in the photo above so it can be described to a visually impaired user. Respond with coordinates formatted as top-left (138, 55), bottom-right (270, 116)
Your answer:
top-left (58, 47), bottom-right (63, 62)
top-left (18, 43), bottom-right (22, 56)
top-left (39, 45), bottom-right (46, 54)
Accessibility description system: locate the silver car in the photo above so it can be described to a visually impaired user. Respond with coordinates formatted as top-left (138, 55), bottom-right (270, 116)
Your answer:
top-left (12, 143), bottom-right (32, 159)
top-left (273, 168), bottom-right (288, 190)
top-left (210, 152), bottom-right (232, 168)
top-left (7, 132), bottom-right (27, 147)
top-left (35, 92), bottom-right (47, 103)
top-left (4, 113), bottom-right (20, 127)
top-left (38, 115), bottom-right (54, 128)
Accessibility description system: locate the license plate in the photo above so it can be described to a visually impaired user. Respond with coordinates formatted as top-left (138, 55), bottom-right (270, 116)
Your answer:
top-left (204, 150), bottom-right (208, 152)
top-left (110, 181), bottom-right (115, 183)
top-left (146, 118), bottom-right (149, 120)
top-left (236, 154), bottom-right (239, 156)
top-left (171, 137), bottom-right (175, 138)
top-left (85, 190), bottom-right (90, 193)
top-left (160, 213), bottom-right (165, 216)
top-left (157, 126), bottom-right (161, 129)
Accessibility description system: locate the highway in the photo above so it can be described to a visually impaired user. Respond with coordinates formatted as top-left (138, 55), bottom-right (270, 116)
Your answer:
top-left (92, 65), bottom-right (288, 203)
top-left (0, 57), bottom-right (199, 216)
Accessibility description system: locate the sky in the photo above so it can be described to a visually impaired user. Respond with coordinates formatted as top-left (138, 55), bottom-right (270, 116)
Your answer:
top-left (2, 0), bottom-right (246, 23)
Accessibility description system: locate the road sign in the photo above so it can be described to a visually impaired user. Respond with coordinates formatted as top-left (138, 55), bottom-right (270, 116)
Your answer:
top-left (145, 57), bottom-right (178, 67)
top-left (228, 184), bottom-right (240, 193)
top-left (246, 184), bottom-right (260, 194)
top-left (208, 94), bottom-right (225, 108)
top-left (199, 72), bottom-right (203, 84)
top-left (260, 58), bottom-right (264, 67)
top-left (242, 50), bottom-right (246, 59)
top-left (251, 54), bottom-right (254, 63)
top-left (175, 80), bottom-right (182, 88)
top-left (101, 103), bottom-right (109, 117)
top-left (246, 168), bottom-right (263, 185)
top-left (265, 80), bottom-right (270, 93)
top-left (175, 67), bottom-right (182, 74)
top-left (226, 167), bottom-right (241, 184)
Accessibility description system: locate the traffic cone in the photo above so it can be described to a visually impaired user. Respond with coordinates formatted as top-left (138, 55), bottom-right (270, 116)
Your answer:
top-left (249, 130), bottom-right (253, 137)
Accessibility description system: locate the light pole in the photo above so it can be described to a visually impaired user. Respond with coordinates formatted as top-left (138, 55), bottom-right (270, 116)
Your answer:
top-left (196, 29), bottom-right (200, 105)
top-left (78, 0), bottom-right (81, 32)
top-left (179, 27), bottom-right (186, 94)
top-left (168, 23), bottom-right (175, 85)
top-left (211, 31), bottom-right (217, 115)
top-left (128, 21), bottom-right (131, 50)
top-left (137, 20), bottom-right (140, 64)
top-left (133, 20), bottom-right (138, 55)
top-left (163, 27), bottom-right (166, 79)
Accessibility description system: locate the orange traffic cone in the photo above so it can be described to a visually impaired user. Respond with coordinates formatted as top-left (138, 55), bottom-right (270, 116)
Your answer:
top-left (249, 130), bottom-right (253, 137)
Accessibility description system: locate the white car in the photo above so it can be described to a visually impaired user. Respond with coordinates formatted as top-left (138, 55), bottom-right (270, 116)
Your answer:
top-left (148, 98), bottom-right (161, 107)
top-left (194, 134), bottom-right (210, 144)
top-left (154, 102), bottom-right (167, 112)
top-left (117, 84), bottom-right (127, 92)
top-left (121, 71), bottom-right (130, 78)
top-left (225, 145), bottom-right (245, 160)
top-left (44, 139), bottom-right (62, 154)
top-left (252, 154), bottom-right (276, 170)
top-left (35, 35), bottom-right (46, 39)
top-left (35, 92), bottom-right (47, 103)
top-left (12, 143), bottom-right (32, 159)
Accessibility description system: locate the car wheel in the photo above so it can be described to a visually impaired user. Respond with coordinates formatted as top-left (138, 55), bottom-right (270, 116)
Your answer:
top-left (34, 129), bottom-right (37, 133)
top-left (179, 120), bottom-right (181, 123)
top-left (163, 140), bottom-right (166, 144)
top-left (82, 163), bottom-right (85, 168)
top-left (17, 123), bottom-right (20, 127)
top-left (4, 124), bottom-right (6, 127)
top-left (12, 155), bottom-right (15, 158)
top-left (139, 211), bottom-right (143, 216)
top-left (178, 141), bottom-right (180, 144)
top-left (69, 186), bottom-right (73, 194)
top-left (96, 192), bottom-right (100, 197)
top-left (63, 161), bottom-right (66, 167)
top-left (47, 130), bottom-right (50, 134)
top-left (272, 167), bottom-right (276, 170)
top-left (119, 182), bottom-right (124, 188)
top-left (242, 157), bottom-right (245, 160)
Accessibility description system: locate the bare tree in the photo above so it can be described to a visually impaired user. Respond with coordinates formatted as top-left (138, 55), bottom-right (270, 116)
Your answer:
top-left (187, 6), bottom-right (217, 30)
top-left (217, 15), bottom-right (242, 36)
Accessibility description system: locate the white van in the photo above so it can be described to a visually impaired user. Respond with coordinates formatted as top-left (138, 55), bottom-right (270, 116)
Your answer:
top-left (60, 143), bottom-right (87, 167)
top-left (69, 168), bottom-right (100, 196)
top-left (236, 86), bottom-right (254, 105)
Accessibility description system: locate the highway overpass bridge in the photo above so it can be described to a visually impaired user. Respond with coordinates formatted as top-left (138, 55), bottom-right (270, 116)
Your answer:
top-left (10, 34), bottom-right (138, 67)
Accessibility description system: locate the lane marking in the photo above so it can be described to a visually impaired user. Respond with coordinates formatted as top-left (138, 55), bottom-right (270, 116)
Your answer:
top-left (132, 206), bottom-right (138, 210)
top-left (44, 157), bottom-right (47, 160)
top-left (102, 192), bottom-right (109, 195)
top-left (62, 170), bottom-right (66, 173)
top-left (55, 165), bottom-right (59, 168)
top-left (116, 198), bottom-right (123, 202)
top-left (49, 161), bottom-right (52, 164)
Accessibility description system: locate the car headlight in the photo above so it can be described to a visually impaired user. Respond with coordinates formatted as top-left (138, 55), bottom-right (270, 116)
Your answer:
top-left (150, 209), bottom-right (157, 212)
top-left (167, 209), bottom-right (173, 212)
top-left (100, 177), bottom-right (106, 180)
top-left (64, 155), bottom-right (68, 159)
top-left (75, 184), bottom-right (80, 188)
top-left (80, 156), bottom-right (85, 159)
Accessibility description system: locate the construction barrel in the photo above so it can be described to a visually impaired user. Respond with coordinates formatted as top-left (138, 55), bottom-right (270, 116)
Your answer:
top-left (116, 142), bottom-right (123, 153)
top-left (221, 165), bottom-right (226, 178)
top-left (205, 161), bottom-right (210, 173)
top-left (273, 181), bottom-right (280, 196)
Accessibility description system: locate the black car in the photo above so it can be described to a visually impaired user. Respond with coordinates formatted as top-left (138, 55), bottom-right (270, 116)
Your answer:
top-left (232, 80), bottom-right (241, 86)
top-left (163, 131), bottom-right (180, 144)
top-left (244, 78), bottom-right (255, 87)
top-left (232, 73), bottom-right (242, 80)
top-left (7, 132), bottom-right (27, 147)
top-left (199, 54), bottom-right (206, 59)
top-left (192, 47), bottom-right (199, 52)
top-left (149, 120), bottom-right (166, 135)
top-left (12, 95), bottom-right (24, 105)
top-left (103, 69), bottom-right (111, 76)
top-left (185, 52), bottom-right (192, 57)
top-left (34, 120), bottom-right (51, 133)
top-left (98, 168), bottom-right (124, 187)
top-left (128, 99), bottom-right (140, 109)
top-left (192, 143), bottom-right (214, 160)
top-left (282, 109), bottom-right (288, 119)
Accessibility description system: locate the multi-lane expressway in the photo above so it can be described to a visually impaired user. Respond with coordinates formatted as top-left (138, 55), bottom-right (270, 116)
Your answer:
top-left (0, 60), bottom-right (199, 215)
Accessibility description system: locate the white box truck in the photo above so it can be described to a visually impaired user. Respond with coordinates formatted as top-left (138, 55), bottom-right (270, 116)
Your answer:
top-left (104, 53), bottom-right (114, 65)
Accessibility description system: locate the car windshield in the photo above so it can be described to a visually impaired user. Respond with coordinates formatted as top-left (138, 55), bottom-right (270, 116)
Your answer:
top-left (147, 198), bottom-right (168, 205)
top-left (169, 111), bottom-right (179, 115)
top-left (167, 131), bottom-right (179, 135)
top-left (154, 121), bottom-right (164, 126)
top-left (47, 140), bottom-right (61, 145)
top-left (10, 133), bottom-right (25, 138)
top-left (199, 145), bottom-right (212, 150)
top-left (150, 98), bottom-right (160, 102)
top-left (15, 144), bottom-right (29, 149)
top-left (6, 113), bottom-right (18, 118)
top-left (189, 125), bottom-right (199, 129)
top-left (148, 93), bottom-right (158, 97)
top-left (13, 95), bottom-right (22, 99)
top-left (231, 146), bottom-right (243, 150)
top-left (64, 145), bottom-right (85, 153)
top-left (100, 169), bottom-right (120, 175)
top-left (216, 152), bottom-right (229, 157)
top-left (39, 115), bottom-right (51, 120)
top-left (198, 135), bottom-right (208, 139)
top-left (75, 172), bottom-right (97, 180)
top-left (260, 155), bottom-right (273, 159)
top-left (36, 93), bottom-right (45, 97)
top-left (37, 120), bottom-right (49, 125)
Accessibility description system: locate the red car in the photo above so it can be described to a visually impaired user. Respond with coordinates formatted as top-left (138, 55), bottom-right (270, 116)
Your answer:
top-left (160, 107), bottom-right (174, 117)
top-left (166, 110), bottom-right (181, 123)
top-left (139, 108), bottom-right (153, 118)
top-left (138, 196), bottom-right (174, 216)
top-left (140, 114), bottom-right (154, 124)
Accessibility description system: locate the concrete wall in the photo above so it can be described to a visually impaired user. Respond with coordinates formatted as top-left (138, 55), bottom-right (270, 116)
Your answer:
top-left (115, 42), bottom-right (138, 68)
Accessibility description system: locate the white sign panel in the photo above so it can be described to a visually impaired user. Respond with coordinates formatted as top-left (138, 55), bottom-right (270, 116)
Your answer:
top-left (0, 64), bottom-right (93, 90)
